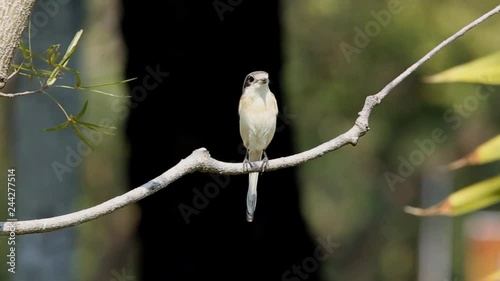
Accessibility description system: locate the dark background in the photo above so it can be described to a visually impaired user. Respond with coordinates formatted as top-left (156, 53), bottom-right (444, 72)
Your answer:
top-left (121, 1), bottom-right (318, 280)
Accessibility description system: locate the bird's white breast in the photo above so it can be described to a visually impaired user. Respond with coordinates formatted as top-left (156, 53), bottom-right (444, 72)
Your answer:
top-left (239, 88), bottom-right (278, 151)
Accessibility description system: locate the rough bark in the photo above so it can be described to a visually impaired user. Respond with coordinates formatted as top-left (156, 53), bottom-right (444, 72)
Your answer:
top-left (0, 0), bottom-right (36, 89)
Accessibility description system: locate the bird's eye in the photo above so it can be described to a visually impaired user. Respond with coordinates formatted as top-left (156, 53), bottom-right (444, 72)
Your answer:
top-left (247, 76), bottom-right (255, 83)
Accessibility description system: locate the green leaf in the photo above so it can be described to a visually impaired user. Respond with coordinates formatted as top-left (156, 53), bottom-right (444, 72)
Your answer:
top-left (70, 123), bottom-right (94, 150)
top-left (78, 121), bottom-right (116, 135)
top-left (81, 77), bottom-right (137, 88)
top-left (52, 84), bottom-right (129, 98)
top-left (424, 51), bottom-right (500, 85)
top-left (42, 121), bottom-right (69, 132)
top-left (448, 134), bottom-right (500, 170)
top-left (77, 121), bottom-right (116, 131)
top-left (59, 29), bottom-right (83, 67)
top-left (75, 100), bottom-right (89, 119)
top-left (405, 175), bottom-right (500, 216)
top-left (19, 42), bottom-right (31, 60)
top-left (46, 44), bottom-right (60, 65)
top-left (83, 88), bottom-right (131, 98)
top-left (18, 42), bottom-right (38, 76)
top-left (75, 77), bottom-right (137, 97)
top-left (47, 29), bottom-right (83, 86)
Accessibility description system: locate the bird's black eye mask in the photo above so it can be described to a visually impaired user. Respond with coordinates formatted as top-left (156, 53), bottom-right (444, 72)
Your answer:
top-left (243, 75), bottom-right (255, 89)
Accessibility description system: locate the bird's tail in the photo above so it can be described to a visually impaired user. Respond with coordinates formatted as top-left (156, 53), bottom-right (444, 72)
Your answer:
top-left (246, 150), bottom-right (262, 222)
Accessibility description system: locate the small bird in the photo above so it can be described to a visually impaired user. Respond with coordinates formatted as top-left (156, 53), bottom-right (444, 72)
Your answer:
top-left (238, 71), bottom-right (278, 222)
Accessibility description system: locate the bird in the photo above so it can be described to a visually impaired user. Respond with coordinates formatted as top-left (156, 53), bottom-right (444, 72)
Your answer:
top-left (238, 71), bottom-right (278, 222)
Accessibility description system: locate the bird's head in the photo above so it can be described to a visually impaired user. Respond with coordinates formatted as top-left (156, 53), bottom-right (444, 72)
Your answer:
top-left (242, 71), bottom-right (270, 92)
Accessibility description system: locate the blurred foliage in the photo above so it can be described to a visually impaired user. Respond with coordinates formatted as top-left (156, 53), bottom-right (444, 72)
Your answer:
top-left (407, 50), bottom-right (500, 217)
top-left (42, 100), bottom-right (116, 150)
top-left (448, 134), bottom-right (500, 170)
top-left (482, 270), bottom-right (500, 281)
top-left (77, 1), bottom-right (139, 281)
top-left (406, 175), bottom-right (500, 216)
top-left (425, 51), bottom-right (500, 85)
top-left (10, 28), bottom-right (132, 150)
top-left (283, 1), bottom-right (500, 280)
top-left (408, 47), bottom-right (500, 219)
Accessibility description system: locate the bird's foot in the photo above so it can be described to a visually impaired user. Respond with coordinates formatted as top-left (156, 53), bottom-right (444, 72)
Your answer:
top-left (260, 151), bottom-right (269, 174)
top-left (243, 150), bottom-right (254, 172)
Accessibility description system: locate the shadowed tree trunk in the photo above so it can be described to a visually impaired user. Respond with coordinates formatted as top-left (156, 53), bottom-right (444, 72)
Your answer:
top-left (121, 1), bottom-right (319, 280)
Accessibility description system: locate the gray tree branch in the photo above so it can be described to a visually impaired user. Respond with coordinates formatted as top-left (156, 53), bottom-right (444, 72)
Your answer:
top-left (2, 4), bottom-right (500, 236)
top-left (0, 0), bottom-right (36, 89)
top-left (0, 88), bottom-right (44, 98)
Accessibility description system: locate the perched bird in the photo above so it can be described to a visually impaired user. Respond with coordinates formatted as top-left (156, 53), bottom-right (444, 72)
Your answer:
top-left (238, 71), bottom-right (278, 222)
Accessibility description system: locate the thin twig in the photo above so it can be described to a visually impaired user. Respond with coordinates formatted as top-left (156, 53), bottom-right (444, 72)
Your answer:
top-left (0, 88), bottom-right (44, 98)
top-left (7, 64), bottom-right (22, 80)
top-left (2, 4), bottom-right (500, 235)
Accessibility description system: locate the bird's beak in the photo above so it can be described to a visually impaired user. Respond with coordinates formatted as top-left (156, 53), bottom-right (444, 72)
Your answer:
top-left (258, 78), bottom-right (269, 85)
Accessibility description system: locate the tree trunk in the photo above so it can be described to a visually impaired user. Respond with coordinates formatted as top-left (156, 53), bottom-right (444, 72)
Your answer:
top-left (0, 0), bottom-right (36, 89)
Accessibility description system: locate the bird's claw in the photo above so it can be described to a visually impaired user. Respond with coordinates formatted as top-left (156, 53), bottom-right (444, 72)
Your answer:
top-left (243, 150), bottom-right (253, 172)
top-left (260, 151), bottom-right (269, 174)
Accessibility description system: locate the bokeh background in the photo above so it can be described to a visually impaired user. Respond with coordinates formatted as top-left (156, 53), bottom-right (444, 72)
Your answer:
top-left (1, 0), bottom-right (500, 281)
